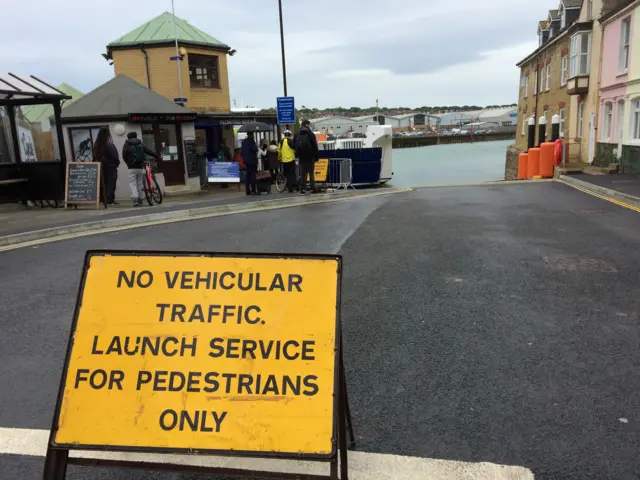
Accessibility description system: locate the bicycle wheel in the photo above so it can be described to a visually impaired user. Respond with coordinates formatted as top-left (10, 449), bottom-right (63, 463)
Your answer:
top-left (275, 172), bottom-right (287, 193)
top-left (45, 199), bottom-right (59, 208)
top-left (142, 174), bottom-right (153, 206)
top-left (151, 174), bottom-right (163, 205)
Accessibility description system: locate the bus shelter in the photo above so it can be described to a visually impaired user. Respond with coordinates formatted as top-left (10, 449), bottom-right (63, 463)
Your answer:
top-left (0, 73), bottom-right (70, 203)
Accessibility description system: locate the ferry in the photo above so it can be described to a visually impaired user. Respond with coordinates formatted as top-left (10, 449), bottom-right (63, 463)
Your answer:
top-left (316, 125), bottom-right (393, 186)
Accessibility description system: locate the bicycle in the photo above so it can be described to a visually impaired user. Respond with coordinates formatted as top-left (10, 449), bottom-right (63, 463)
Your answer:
top-left (275, 161), bottom-right (299, 193)
top-left (143, 159), bottom-right (163, 205)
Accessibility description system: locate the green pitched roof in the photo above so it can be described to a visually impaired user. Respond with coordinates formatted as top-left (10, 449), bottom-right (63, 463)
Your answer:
top-left (107, 11), bottom-right (228, 53)
top-left (22, 83), bottom-right (84, 123)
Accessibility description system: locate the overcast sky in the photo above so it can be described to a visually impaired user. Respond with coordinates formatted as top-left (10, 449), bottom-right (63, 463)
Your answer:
top-left (3, 0), bottom-right (561, 109)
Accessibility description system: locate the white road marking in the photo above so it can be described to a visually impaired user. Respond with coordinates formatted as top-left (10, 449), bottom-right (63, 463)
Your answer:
top-left (0, 427), bottom-right (533, 479)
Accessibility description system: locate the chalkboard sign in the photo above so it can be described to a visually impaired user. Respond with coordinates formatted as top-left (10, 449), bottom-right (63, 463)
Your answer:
top-left (65, 162), bottom-right (102, 209)
top-left (184, 139), bottom-right (199, 178)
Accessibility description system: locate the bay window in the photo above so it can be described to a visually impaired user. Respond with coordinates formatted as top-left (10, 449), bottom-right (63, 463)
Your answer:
top-left (602, 102), bottom-right (613, 141)
top-left (633, 98), bottom-right (640, 140)
top-left (570, 32), bottom-right (591, 78)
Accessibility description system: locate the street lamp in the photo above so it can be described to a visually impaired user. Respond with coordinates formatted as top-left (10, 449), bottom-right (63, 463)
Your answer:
top-left (278, 0), bottom-right (288, 97)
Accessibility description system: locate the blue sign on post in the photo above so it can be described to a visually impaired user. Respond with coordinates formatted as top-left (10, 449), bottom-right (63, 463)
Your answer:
top-left (207, 162), bottom-right (240, 183)
top-left (277, 97), bottom-right (295, 125)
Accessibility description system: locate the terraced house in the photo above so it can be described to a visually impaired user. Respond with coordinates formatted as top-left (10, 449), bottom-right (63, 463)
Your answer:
top-left (515, 1), bottom-right (582, 158)
top-left (597, 0), bottom-right (640, 171)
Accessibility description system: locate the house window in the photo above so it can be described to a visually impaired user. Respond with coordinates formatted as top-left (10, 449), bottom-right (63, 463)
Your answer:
top-left (561, 56), bottom-right (568, 85)
top-left (522, 117), bottom-right (527, 136)
top-left (633, 98), bottom-right (640, 140)
top-left (188, 54), bottom-right (220, 88)
top-left (602, 102), bottom-right (613, 141)
top-left (540, 69), bottom-right (545, 93)
top-left (570, 32), bottom-right (591, 77)
top-left (559, 109), bottom-right (565, 137)
top-left (524, 76), bottom-right (529, 98)
top-left (587, 0), bottom-right (593, 20)
top-left (533, 71), bottom-right (538, 95)
top-left (546, 64), bottom-right (551, 91)
top-left (620, 18), bottom-right (631, 73)
top-left (577, 101), bottom-right (584, 137)
top-left (560, 6), bottom-right (566, 28)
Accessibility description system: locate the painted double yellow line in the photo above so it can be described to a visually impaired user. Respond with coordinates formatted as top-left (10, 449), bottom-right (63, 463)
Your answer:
top-left (559, 179), bottom-right (640, 213)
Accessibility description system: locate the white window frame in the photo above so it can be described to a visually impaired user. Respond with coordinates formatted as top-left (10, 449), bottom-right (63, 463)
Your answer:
top-left (632, 98), bottom-right (640, 141)
top-left (522, 117), bottom-right (527, 136)
top-left (560, 6), bottom-right (566, 28)
top-left (534, 70), bottom-right (538, 95)
top-left (546, 64), bottom-right (552, 91)
top-left (559, 109), bottom-right (565, 138)
top-left (561, 56), bottom-right (568, 86)
top-left (602, 102), bottom-right (613, 141)
top-left (577, 101), bottom-right (584, 138)
top-left (524, 76), bottom-right (529, 98)
top-left (620, 18), bottom-right (631, 74)
top-left (570, 32), bottom-right (592, 78)
top-left (540, 69), bottom-right (545, 93)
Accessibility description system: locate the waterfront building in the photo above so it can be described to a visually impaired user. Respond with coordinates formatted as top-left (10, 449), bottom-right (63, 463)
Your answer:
top-left (597, 0), bottom-right (640, 170)
top-left (104, 12), bottom-right (277, 190)
top-left (515, 1), bottom-right (582, 157)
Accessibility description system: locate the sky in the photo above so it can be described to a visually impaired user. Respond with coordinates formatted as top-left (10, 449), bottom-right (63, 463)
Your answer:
top-left (2, 0), bottom-right (561, 109)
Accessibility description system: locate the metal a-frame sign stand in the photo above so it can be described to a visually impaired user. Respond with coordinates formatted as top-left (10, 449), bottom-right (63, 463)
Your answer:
top-left (43, 250), bottom-right (355, 480)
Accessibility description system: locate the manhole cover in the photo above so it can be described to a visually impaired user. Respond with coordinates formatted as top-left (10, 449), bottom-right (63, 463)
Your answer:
top-left (543, 255), bottom-right (617, 273)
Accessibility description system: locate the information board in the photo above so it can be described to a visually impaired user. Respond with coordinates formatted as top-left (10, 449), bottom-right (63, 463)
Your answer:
top-left (207, 161), bottom-right (240, 183)
top-left (52, 251), bottom-right (341, 457)
top-left (65, 162), bottom-right (101, 209)
top-left (184, 139), bottom-right (199, 178)
top-left (277, 97), bottom-right (295, 125)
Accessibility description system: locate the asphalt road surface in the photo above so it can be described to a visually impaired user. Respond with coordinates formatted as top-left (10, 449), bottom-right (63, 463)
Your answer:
top-left (1, 182), bottom-right (639, 479)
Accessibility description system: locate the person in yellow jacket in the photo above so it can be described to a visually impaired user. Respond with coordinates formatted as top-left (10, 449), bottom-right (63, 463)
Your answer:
top-left (278, 130), bottom-right (296, 192)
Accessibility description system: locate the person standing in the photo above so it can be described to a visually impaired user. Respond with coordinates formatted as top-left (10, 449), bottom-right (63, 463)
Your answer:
top-left (122, 132), bottom-right (159, 206)
top-left (278, 130), bottom-right (296, 192)
top-left (265, 140), bottom-right (279, 180)
top-left (241, 132), bottom-right (259, 195)
top-left (294, 119), bottom-right (319, 195)
top-left (93, 126), bottom-right (120, 204)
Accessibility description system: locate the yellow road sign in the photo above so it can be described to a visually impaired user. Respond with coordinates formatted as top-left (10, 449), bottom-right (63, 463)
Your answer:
top-left (314, 159), bottom-right (329, 183)
top-left (53, 251), bottom-right (341, 457)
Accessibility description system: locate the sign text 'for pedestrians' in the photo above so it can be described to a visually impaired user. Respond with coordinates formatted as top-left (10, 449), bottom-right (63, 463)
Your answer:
top-left (51, 251), bottom-right (341, 458)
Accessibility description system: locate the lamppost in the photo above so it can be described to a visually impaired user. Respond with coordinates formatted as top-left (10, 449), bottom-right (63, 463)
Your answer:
top-left (278, 0), bottom-right (288, 97)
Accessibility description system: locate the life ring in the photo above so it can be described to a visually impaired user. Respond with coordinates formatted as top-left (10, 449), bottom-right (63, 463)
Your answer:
top-left (555, 139), bottom-right (563, 166)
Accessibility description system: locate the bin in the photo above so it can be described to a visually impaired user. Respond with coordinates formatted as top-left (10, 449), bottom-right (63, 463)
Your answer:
top-left (539, 142), bottom-right (555, 178)
top-left (527, 148), bottom-right (541, 178)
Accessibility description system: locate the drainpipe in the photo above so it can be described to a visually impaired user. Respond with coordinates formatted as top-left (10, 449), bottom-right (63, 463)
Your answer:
top-left (141, 46), bottom-right (151, 88)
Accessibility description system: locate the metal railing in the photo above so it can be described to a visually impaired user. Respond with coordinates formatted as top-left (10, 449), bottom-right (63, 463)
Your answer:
top-left (328, 158), bottom-right (354, 191)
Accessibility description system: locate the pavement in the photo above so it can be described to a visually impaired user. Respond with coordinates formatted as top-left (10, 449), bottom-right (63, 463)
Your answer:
top-left (1, 181), bottom-right (640, 478)
top-left (560, 173), bottom-right (640, 210)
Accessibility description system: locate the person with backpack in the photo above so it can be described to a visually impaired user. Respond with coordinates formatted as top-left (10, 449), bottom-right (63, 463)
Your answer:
top-left (278, 130), bottom-right (296, 192)
top-left (294, 119), bottom-right (319, 195)
top-left (122, 132), bottom-right (159, 206)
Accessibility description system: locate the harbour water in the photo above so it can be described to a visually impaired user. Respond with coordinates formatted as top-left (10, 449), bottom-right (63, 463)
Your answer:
top-left (388, 140), bottom-right (512, 188)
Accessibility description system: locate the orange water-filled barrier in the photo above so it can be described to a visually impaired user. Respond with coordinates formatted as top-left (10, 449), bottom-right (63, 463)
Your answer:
top-left (527, 148), bottom-right (540, 178)
top-left (539, 142), bottom-right (555, 178)
top-left (517, 154), bottom-right (528, 180)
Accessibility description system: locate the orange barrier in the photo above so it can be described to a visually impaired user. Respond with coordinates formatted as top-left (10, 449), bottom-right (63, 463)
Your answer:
top-left (517, 154), bottom-right (528, 180)
top-left (539, 142), bottom-right (555, 178)
top-left (527, 148), bottom-right (540, 178)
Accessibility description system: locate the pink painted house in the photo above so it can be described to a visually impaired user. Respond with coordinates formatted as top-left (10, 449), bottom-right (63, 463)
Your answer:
top-left (598, 2), bottom-right (635, 159)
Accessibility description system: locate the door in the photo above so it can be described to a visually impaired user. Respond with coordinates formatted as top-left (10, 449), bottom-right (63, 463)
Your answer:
top-left (141, 124), bottom-right (186, 186)
top-left (588, 113), bottom-right (596, 164)
top-left (616, 100), bottom-right (625, 159)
